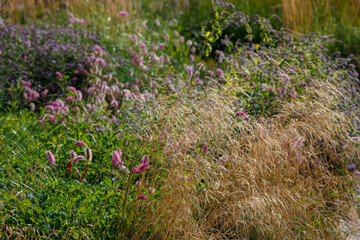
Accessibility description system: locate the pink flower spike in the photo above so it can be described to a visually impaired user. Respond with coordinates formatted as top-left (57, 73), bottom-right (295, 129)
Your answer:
top-left (236, 110), bottom-right (248, 118)
top-left (140, 43), bottom-right (146, 50)
top-left (46, 151), bottom-right (56, 165)
top-left (75, 141), bottom-right (86, 146)
top-left (119, 11), bottom-right (129, 17)
top-left (55, 72), bottom-right (63, 79)
top-left (202, 144), bottom-right (208, 153)
top-left (111, 149), bottom-right (123, 166)
top-left (189, 55), bottom-right (195, 62)
top-left (69, 18), bottom-right (74, 24)
top-left (137, 155), bottom-right (150, 173)
top-left (132, 168), bottom-right (139, 174)
top-left (159, 43), bottom-right (165, 50)
top-left (79, 19), bottom-right (87, 25)
top-left (138, 194), bottom-right (147, 200)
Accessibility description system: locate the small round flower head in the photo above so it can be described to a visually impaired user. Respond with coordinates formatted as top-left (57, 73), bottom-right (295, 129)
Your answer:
top-left (216, 68), bottom-right (224, 77)
top-left (94, 45), bottom-right (102, 53)
top-left (189, 55), bottom-right (195, 62)
top-left (46, 151), bottom-right (55, 165)
top-left (111, 100), bottom-right (119, 108)
top-left (119, 11), bottom-right (129, 17)
top-left (66, 96), bottom-right (73, 103)
top-left (236, 110), bottom-right (248, 118)
top-left (348, 163), bottom-right (356, 172)
top-left (69, 86), bottom-right (77, 93)
top-left (85, 147), bottom-right (93, 162)
top-left (55, 72), bottom-right (63, 79)
top-left (75, 141), bottom-right (86, 146)
top-left (41, 89), bottom-right (49, 97)
top-left (138, 194), bottom-right (147, 200)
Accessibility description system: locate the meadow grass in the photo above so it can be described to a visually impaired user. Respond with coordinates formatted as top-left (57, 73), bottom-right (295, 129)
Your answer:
top-left (0, 0), bottom-right (359, 239)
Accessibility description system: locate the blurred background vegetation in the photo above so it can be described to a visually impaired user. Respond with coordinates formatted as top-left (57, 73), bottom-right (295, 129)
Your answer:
top-left (0, 0), bottom-right (359, 65)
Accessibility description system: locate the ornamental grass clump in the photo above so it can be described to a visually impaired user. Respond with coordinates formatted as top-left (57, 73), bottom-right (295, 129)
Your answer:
top-left (135, 79), bottom-right (358, 239)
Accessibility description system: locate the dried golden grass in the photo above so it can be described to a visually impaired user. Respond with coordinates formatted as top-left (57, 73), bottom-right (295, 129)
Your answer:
top-left (282, 0), bottom-right (360, 32)
top-left (1, 0), bottom-right (139, 23)
top-left (137, 79), bottom-right (358, 239)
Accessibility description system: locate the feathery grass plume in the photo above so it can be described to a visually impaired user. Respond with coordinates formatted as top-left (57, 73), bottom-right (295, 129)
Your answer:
top-left (132, 76), bottom-right (358, 239)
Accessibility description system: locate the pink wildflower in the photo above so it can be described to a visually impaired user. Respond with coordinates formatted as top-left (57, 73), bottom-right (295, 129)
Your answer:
top-left (9, 90), bottom-right (13, 96)
top-left (75, 141), bottom-right (86, 146)
top-left (159, 43), bottom-right (165, 50)
top-left (55, 72), bottom-right (63, 79)
top-left (69, 17), bottom-right (74, 24)
top-left (202, 144), bottom-right (208, 153)
top-left (111, 148), bottom-right (123, 166)
top-left (79, 19), bottom-right (87, 25)
top-left (111, 100), bottom-right (119, 107)
top-left (119, 11), bottom-right (129, 17)
top-left (189, 55), bottom-right (195, 62)
top-left (69, 86), bottom-right (77, 93)
top-left (246, 77), bottom-right (250, 81)
top-left (348, 164), bottom-right (356, 172)
top-left (140, 43), bottom-right (146, 50)
top-left (22, 81), bottom-right (31, 87)
top-left (94, 45), bottom-right (102, 53)
top-left (251, 83), bottom-right (256, 88)
top-left (41, 89), bottom-right (49, 97)
top-left (236, 110), bottom-right (248, 118)
top-left (46, 151), bottom-right (56, 165)
top-left (96, 58), bottom-right (106, 67)
top-left (216, 68), bottom-right (224, 77)
top-left (136, 181), bottom-right (141, 188)
top-left (66, 96), bottom-right (73, 103)
top-left (47, 114), bottom-right (56, 122)
top-left (138, 194), bottom-right (147, 200)
top-left (134, 155), bottom-right (150, 173)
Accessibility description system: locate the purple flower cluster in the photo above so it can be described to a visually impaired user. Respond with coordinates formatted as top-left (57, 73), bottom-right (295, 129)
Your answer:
top-left (0, 24), bottom-right (101, 105)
